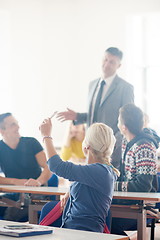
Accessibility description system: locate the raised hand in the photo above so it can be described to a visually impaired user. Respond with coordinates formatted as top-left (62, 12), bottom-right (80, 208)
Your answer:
top-left (39, 118), bottom-right (52, 137)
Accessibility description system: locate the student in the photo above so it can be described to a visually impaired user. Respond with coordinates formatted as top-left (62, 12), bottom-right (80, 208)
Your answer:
top-left (111, 104), bottom-right (158, 235)
top-left (39, 119), bottom-right (119, 232)
top-left (60, 122), bottom-right (85, 163)
top-left (0, 112), bottom-right (51, 221)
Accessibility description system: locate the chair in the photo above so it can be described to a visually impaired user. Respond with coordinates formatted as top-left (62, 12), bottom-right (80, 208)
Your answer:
top-left (47, 174), bottom-right (59, 200)
top-left (48, 173), bottom-right (59, 187)
top-left (39, 200), bottom-right (62, 226)
top-left (39, 200), bottom-right (110, 233)
top-left (30, 174), bottom-right (59, 223)
top-left (30, 173), bottom-right (59, 202)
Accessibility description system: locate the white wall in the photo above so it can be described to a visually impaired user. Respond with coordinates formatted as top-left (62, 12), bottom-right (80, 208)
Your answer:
top-left (0, 0), bottom-right (160, 144)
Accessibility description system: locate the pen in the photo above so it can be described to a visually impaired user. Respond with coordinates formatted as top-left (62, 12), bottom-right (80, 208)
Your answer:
top-left (50, 111), bottom-right (57, 119)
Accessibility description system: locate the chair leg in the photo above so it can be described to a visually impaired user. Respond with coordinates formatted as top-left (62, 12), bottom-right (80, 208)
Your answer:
top-left (150, 218), bottom-right (155, 240)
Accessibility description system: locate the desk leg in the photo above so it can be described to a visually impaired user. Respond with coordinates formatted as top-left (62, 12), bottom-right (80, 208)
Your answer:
top-left (111, 205), bottom-right (147, 240)
top-left (29, 204), bottom-right (43, 224)
top-left (137, 209), bottom-right (146, 240)
top-left (28, 197), bottom-right (60, 224)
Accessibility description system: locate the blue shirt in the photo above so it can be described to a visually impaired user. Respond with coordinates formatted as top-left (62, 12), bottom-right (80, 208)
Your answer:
top-left (48, 155), bottom-right (117, 232)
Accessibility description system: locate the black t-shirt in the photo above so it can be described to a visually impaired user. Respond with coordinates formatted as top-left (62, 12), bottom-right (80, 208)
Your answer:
top-left (0, 137), bottom-right (43, 179)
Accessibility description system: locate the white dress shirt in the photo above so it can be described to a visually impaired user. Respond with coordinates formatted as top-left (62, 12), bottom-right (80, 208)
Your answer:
top-left (90, 74), bottom-right (116, 123)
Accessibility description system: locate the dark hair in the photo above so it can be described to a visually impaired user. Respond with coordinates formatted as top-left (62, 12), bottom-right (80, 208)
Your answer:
top-left (0, 113), bottom-right (12, 129)
top-left (119, 104), bottom-right (144, 135)
top-left (105, 47), bottom-right (123, 60)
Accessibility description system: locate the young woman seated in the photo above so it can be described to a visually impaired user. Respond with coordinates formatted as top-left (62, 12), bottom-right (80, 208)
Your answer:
top-left (60, 122), bottom-right (85, 164)
top-left (39, 119), bottom-right (119, 232)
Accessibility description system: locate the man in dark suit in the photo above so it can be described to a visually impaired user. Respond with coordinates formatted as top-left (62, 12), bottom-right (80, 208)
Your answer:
top-left (57, 47), bottom-right (134, 169)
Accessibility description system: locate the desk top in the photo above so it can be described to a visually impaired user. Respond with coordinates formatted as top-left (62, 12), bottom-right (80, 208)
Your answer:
top-left (113, 191), bottom-right (160, 202)
top-left (0, 185), bottom-right (68, 195)
top-left (0, 220), bottom-right (129, 240)
top-left (1, 185), bottom-right (160, 202)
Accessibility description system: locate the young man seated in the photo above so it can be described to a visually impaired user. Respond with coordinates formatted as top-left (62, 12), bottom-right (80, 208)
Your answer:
top-left (0, 112), bottom-right (51, 221)
top-left (111, 103), bottom-right (158, 235)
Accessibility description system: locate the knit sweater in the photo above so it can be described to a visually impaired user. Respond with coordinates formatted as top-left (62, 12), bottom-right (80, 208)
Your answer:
top-left (115, 133), bottom-right (158, 192)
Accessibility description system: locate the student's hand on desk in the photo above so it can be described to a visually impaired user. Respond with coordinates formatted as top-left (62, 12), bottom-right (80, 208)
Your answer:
top-left (24, 178), bottom-right (41, 187)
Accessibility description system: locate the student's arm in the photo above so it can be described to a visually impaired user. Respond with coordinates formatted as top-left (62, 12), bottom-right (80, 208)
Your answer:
top-left (114, 174), bottom-right (156, 192)
top-left (39, 118), bottom-right (92, 184)
top-left (0, 176), bottom-right (27, 185)
top-left (60, 123), bottom-right (73, 161)
top-left (36, 151), bottom-right (52, 184)
top-left (24, 151), bottom-right (52, 186)
top-left (39, 118), bottom-right (113, 193)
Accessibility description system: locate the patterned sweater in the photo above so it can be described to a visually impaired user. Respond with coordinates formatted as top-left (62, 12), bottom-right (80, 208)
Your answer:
top-left (115, 133), bottom-right (158, 192)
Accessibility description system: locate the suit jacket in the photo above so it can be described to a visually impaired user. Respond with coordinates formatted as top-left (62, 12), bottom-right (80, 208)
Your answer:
top-left (75, 75), bottom-right (134, 134)
top-left (74, 75), bottom-right (134, 169)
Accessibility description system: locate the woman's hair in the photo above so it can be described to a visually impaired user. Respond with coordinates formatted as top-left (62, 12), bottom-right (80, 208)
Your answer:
top-left (83, 123), bottom-right (120, 176)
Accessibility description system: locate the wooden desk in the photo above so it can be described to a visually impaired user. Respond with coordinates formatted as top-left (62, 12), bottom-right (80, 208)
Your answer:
top-left (1, 186), bottom-right (160, 240)
top-left (113, 191), bottom-right (160, 202)
top-left (0, 220), bottom-right (129, 240)
top-left (112, 192), bottom-right (160, 240)
top-left (0, 185), bottom-right (68, 223)
top-left (0, 185), bottom-right (68, 196)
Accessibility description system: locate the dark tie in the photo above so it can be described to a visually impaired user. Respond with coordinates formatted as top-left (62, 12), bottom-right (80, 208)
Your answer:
top-left (93, 80), bottom-right (105, 123)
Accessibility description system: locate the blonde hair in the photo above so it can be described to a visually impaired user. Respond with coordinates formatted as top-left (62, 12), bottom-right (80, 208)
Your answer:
top-left (83, 123), bottom-right (120, 176)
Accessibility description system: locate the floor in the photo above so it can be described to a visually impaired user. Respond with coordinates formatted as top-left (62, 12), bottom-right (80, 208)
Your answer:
top-left (125, 222), bottom-right (160, 240)
top-left (154, 223), bottom-right (160, 240)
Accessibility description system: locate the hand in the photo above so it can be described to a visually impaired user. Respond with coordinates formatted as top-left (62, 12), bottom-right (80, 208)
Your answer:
top-left (39, 118), bottom-right (52, 137)
top-left (60, 192), bottom-right (70, 212)
top-left (24, 178), bottom-right (41, 186)
top-left (56, 108), bottom-right (77, 122)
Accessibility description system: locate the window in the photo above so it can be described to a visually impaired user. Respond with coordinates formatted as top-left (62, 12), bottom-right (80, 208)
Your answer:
top-left (126, 13), bottom-right (160, 133)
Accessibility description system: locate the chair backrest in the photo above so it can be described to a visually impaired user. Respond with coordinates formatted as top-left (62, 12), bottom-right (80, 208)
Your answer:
top-left (47, 174), bottom-right (59, 201)
top-left (48, 174), bottom-right (59, 187)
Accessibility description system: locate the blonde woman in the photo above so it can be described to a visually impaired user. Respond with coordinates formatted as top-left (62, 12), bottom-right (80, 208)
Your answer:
top-left (39, 119), bottom-right (119, 232)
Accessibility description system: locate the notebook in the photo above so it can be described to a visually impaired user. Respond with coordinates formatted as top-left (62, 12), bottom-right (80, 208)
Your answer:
top-left (0, 224), bottom-right (53, 237)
